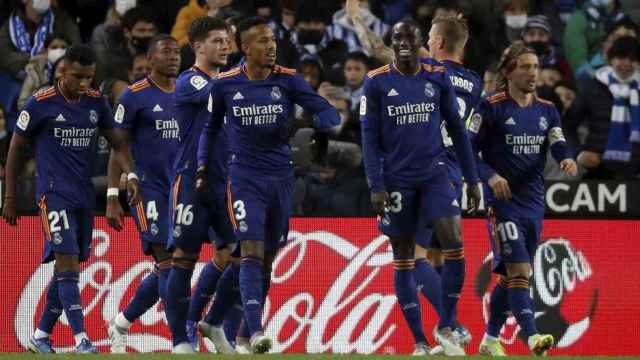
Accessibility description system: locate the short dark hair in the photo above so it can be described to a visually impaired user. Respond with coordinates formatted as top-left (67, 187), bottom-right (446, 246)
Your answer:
top-left (122, 5), bottom-right (159, 31)
top-left (64, 45), bottom-right (96, 66)
top-left (44, 33), bottom-right (71, 49)
top-left (607, 36), bottom-right (640, 61)
top-left (188, 16), bottom-right (228, 45)
top-left (148, 34), bottom-right (176, 54)
top-left (235, 16), bottom-right (269, 50)
top-left (345, 51), bottom-right (371, 68)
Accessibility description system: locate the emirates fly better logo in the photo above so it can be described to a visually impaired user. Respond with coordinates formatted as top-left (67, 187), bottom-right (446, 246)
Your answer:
top-left (475, 238), bottom-right (598, 348)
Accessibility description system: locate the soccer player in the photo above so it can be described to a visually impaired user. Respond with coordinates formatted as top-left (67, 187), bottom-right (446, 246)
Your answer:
top-left (360, 20), bottom-right (481, 356)
top-left (164, 17), bottom-right (234, 353)
top-left (197, 16), bottom-right (340, 353)
top-left (104, 34), bottom-right (181, 353)
top-left (2, 45), bottom-right (140, 353)
top-left (470, 42), bottom-right (577, 356)
top-left (413, 14), bottom-right (483, 349)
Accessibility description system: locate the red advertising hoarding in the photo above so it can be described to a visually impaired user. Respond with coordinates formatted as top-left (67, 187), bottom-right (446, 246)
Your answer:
top-left (1, 217), bottom-right (638, 355)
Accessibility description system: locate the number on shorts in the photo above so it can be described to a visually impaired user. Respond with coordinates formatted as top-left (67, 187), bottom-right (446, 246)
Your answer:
top-left (175, 203), bottom-right (194, 225)
top-left (388, 192), bottom-right (402, 213)
top-left (146, 201), bottom-right (159, 222)
top-left (233, 200), bottom-right (246, 220)
top-left (49, 210), bottom-right (70, 233)
top-left (497, 221), bottom-right (518, 241)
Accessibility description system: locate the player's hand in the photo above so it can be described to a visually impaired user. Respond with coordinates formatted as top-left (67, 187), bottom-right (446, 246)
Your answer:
top-left (488, 173), bottom-right (512, 200)
top-left (196, 165), bottom-right (207, 192)
top-left (2, 197), bottom-right (18, 226)
top-left (577, 150), bottom-right (601, 169)
top-left (466, 182), bottom-right (482, 214)
top-left (106, 196), bottom-right (124, 231)
top-left (370, 191), bottom-right (388, 216)
top-left (560, 158), bottom-right (578, 177)
top-left (127, 178), bottom-right (141, 206)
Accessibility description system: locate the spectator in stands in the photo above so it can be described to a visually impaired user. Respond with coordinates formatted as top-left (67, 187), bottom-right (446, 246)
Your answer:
top-left (538, 64), bottom-right (563, 88)
top-left (100, 53), bottom-right (151, 108)
top-left (523, 15), bottom-right (573, 79)
top-left (269, 0), bottom-right (296, 43)
top-left (492, 0), bottom-right (530, 58)
top-left (293, 2), bottom-right (329, 59)
top-left (95, 5), bottom-right (158, 84)
top-left (91, 0), bottom-right (138, 57)
top-left (343, 51), bottom-right (369, 113)
top-left (482, 63), bottom-right (499, 96)
top-left (17, 33), bottom-right (69, 109)
top-left (325, 0), bottom-right (389, 53)
top-left (554, 79), bottom-right (577, 115)
top-left (0, 0), bottom-right (80, 81)
top-left (297, 56), bottom-right (324, 90)
top-left (563, 0), bottom-right (626, 79)
top-left (581, 16), bottom-right (638, 79)
top-left (172, 0), bottom-right (236, 48)
top-left (566, 36), bottom-right (640, 179)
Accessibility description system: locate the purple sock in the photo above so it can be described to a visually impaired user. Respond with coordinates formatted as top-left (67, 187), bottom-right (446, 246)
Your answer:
top-left (158, 267), bottom-right (170, 303)
top-left (393, 259), bottom-right (426, 344)
top-left (165, 264), bottom-right (194, 345)
top-left (123, 271), bottom-right (159, 323)
top-left (508, 277), bottom-right (537, 337)
top-left (487, 279), bottom-right (510, 337)
top-left (56, 271), bottom-right (85, 335)
top-left (237, 318), bottom-right (250, 339)
top-left (224, 302), bottom-right (243, 343)
top-left (239, 256), bottom-right (264, 336)
top-left (37, 277), bottom-right (62, 334)
top-left (439, 246), bottom-right (465, 329)
top-left (414, 258), bottom-right (443, 318)
top-left (188, 261), bottom-right (224, 322)
top-left (204, 264), bottom-right (239, 326)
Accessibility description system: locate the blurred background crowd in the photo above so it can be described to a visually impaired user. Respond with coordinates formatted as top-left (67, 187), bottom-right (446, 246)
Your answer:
top-left (0, 0), bottom-right (639, 216)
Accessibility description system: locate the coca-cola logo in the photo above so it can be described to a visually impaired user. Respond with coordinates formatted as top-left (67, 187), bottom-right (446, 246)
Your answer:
top-left (16, 227), bottom-right (403, 353)
top-left (475, 238), bottom-right (598, 348)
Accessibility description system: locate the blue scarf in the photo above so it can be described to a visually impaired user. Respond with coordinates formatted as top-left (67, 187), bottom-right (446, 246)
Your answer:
top-left (8, 10), bottom-right (54, 57)
top-left (596, 66), bottom-right (640, 162)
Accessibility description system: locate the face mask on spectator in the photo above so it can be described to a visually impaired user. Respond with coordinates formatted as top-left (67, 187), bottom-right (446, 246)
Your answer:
top-left (32, 0), bottom-right (51, 15)
top-left (526, 41), bottom-right (549, 56)
top-left (298, 30), bottom-right (324, 45)
top-left (131, 36), bottom-right (152, 53)
top-left (115, 0), bottom-right (137, 15)
top-left (505, 14), bottom-right (527, 29)
top-left (47, 48), bottom-right (66, 63)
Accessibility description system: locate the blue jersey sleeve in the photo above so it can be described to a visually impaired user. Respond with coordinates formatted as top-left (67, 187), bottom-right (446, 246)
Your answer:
top-left (98, 97), bottom-right (114, 129)
top-left (468, 99), bottom-right (497, 182)
top-left (197, 83), bottom-right (225, 169)
top-left (176, 73), bottom-right (213, 105)
top-left (546, 105), bottom-right (573, 162)
top-left (440, 70), bottom-right (479, 183)
top-left (15, 96), bottom-right (46, 137)
top-left (290, 74), bottom-right (340, 130)
top-left (113, 89), bottom-right (138, 130)
top-left (360, 76), bottom-right (385, 193)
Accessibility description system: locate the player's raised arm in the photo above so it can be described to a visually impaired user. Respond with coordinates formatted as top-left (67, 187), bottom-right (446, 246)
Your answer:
top-left (359, 75), bottom-right (386, 212)
top-left (290, 74), bottom-right (341, 130)
top-left (547, 105), bottom-right (577, 176)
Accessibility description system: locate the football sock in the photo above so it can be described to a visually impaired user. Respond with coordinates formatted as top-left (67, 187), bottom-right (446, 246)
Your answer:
top-left (37, 277), bottom-right (62, 336)
top-left (123, 271), bottom-right (159, 324)
top-left (188, 260), bottom-right (224, 322)
top-left (508, 276), bottom-right (536, 337)
top-left (439, 245), bottom-right (465, 329)
top-left (239, 256), bottom-right (264, 336)
top-left (204, 263), bottom-right (240, 326)
top-left (487, 278), bottom-right (510, 337)
top-left (414, 258), bottom-right (442, 318)
top-left (56, 271), bottom-right (86, 335)
top-left (393, 258), bottom-right (427, 344)
top-left (165, 257), bottom-right (195, 345)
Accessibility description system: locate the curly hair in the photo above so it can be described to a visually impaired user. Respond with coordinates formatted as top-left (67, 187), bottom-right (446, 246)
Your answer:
top-left (495, 41), bottom-right (536, 91)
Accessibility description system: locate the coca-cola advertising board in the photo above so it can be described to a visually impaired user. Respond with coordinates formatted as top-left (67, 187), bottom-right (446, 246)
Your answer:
top-left (1, 217), bottom-right (639, 355)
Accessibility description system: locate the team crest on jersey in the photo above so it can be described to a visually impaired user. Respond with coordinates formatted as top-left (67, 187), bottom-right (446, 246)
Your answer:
top-left (173, 225), bottom-right (182, 238)
top-left (239, 221), bottom-right (248, 233)
top-left (424, 82), bottom-right (435, 97)
top-left (115, 104), bottom-right (125, 123)
top-left (539, 116), bottom-right (548, 131)
top-left (468, 112), bottom-right (482, 133)
top-left (150, 223), bottom-right (159, 236)
top-left (359, 96), bottom-right (367, 115)
top-left (190, 75), bottom-right (207, 90)
top-left (52, 232), bottom-right (63, 245)
top-left (17, 110), bottom-right (30, 131)
top-left (271, 86), bottom-right (282, 100)
top-left (89, 110), bottom-right (98, 124)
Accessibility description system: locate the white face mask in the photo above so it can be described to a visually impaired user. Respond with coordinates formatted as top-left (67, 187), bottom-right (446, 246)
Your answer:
top-left (48, 48), bottom-right (66, 64)
top-left (32, 0), bottom-right (51, 15)
top-left (505, 14), bottom-right (528, 29)
top-left (115, 0), bottom-right (137, 16)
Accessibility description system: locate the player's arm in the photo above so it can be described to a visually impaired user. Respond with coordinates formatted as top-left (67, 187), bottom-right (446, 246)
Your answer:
top-left (290, 74), bottom-right (341, 131)
top-left (359, 76), bottom-right (387, 214)
top-left (2, 101), bottom-right (42, 225)
top-left (547, 106), bottom-right (577, 176)
top-left (196, 85), bottom-right (225, 191)
top-left (440, 71), bottom-right (481, 209)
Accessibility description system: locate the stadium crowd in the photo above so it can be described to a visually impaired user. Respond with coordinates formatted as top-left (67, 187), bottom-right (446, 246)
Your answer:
top-left (0, 0), bottom-right (639, 216)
